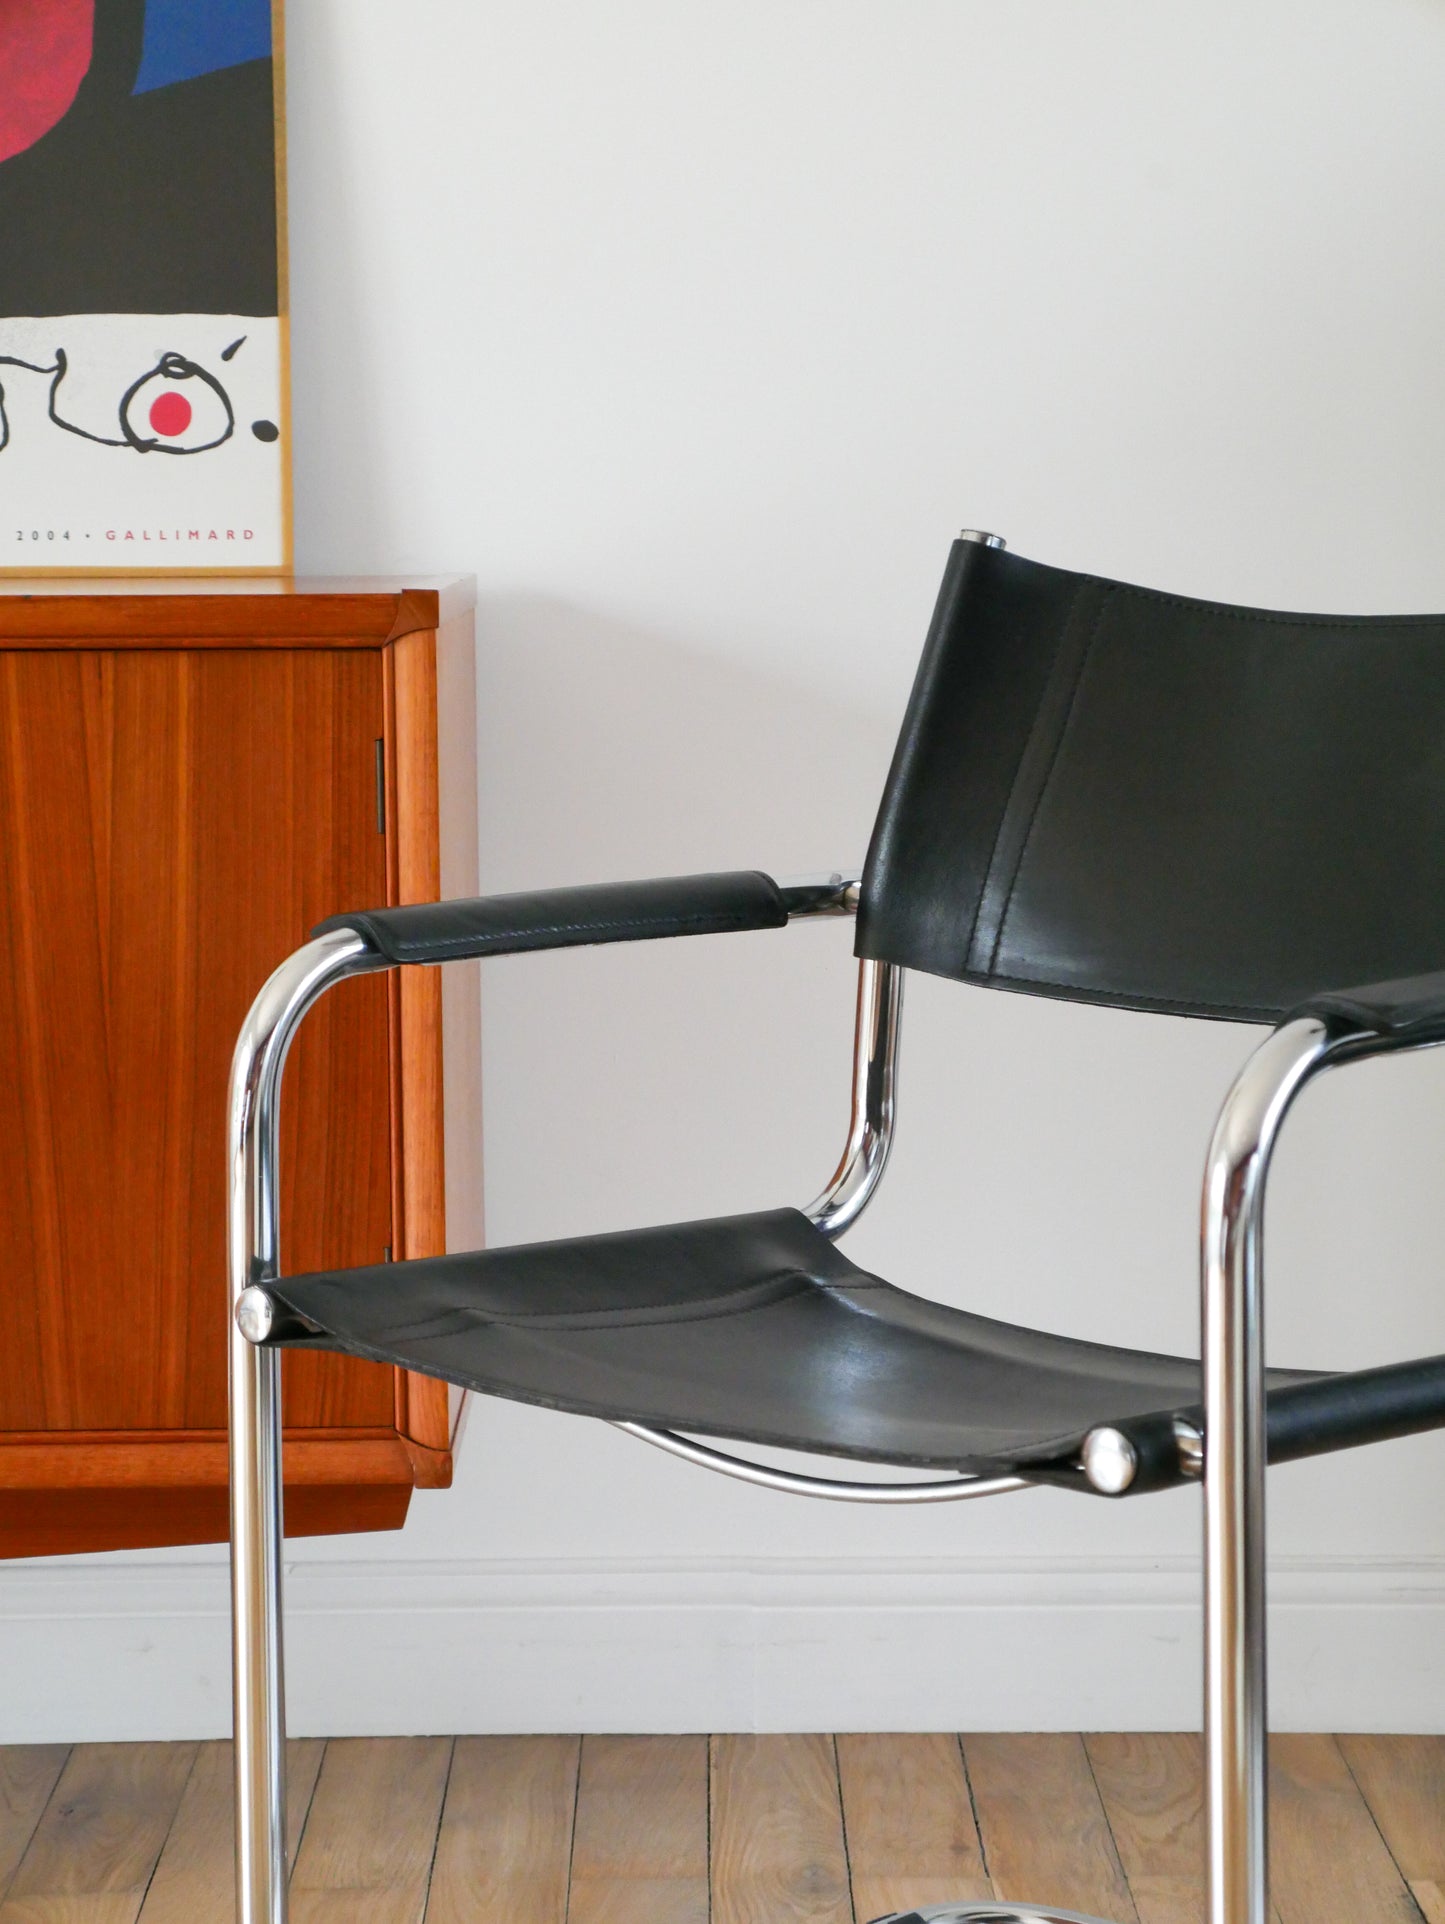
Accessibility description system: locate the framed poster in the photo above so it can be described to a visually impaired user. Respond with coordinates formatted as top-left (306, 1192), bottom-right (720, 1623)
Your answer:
top-left (0, 0), bottom-right (290, 575)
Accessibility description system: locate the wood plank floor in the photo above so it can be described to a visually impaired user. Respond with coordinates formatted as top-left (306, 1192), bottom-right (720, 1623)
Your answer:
top-left (0, 1734), bottom-right (1437, 1924)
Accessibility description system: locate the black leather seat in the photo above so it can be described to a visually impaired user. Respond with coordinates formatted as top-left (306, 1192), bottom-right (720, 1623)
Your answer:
top-left (274, 1206), bottom-right (1245, 1480)
top-left (271, 1207), bottom-right (1445, 1495)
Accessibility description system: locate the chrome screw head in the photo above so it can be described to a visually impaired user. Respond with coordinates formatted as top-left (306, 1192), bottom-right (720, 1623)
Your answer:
top-left (1081, 1425), bottom-right (1138, 1495)
top-left (235, 1286), bottom-right (277, 1345)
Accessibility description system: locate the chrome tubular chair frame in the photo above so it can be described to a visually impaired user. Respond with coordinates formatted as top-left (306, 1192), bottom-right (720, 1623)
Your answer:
top-left (228, 896), bottom-right (1429, 1924)
top-left (227, 929), bottom-right (382, 1924)
top-left (227, 881), bottom-right (894, 1924)
top-left (805, 949), bottom-right (904, 1239)
top-left (1198, 1014), bottom-right (1441, 1924)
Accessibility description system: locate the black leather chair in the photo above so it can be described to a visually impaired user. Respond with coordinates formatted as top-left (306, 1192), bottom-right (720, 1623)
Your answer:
top-left (227, 530), bottom-right (1445, 1924)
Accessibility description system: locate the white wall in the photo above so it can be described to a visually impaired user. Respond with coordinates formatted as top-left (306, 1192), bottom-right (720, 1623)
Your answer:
top-left (10, 0), bottom-right (1445, 1740)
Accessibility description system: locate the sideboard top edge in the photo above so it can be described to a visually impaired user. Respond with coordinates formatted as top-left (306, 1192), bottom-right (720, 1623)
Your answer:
top-left (0, 574), bottom-right (477, 645)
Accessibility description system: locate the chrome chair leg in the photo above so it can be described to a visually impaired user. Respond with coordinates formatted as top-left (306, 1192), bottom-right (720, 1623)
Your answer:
top-left (229, 1319), bottom-right (289, 1924)
top-left (876, 1022), bottom-right (1334, 1924)
top-left (228, 931), bottom-right (376, 1924)
top-left (1201, 1018), bottom-right (1334, 1924)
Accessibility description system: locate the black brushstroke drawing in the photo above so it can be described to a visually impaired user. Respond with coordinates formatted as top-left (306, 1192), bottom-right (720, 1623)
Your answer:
top-left (0, 346), bottom-right (239, 456)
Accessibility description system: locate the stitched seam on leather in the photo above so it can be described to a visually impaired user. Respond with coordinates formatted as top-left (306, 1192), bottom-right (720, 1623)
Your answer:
top-left (278, 1269), bottom-right (888, 1339)
top-left (297, 1274), bottom-right (817, 1341)
top-left (975, 965), bottom-right (1284, 1020)
top-left (960, 578), bottom-right (1087, 974)
top-left (989, 585), bottom-right (1113, 972)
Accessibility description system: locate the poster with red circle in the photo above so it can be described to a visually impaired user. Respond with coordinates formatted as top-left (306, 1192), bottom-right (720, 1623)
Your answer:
top-left (0, 0), bottom-right (290, 573)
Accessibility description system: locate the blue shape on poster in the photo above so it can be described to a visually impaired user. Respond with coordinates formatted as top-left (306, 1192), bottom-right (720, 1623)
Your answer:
top-left (133, 0), bottom-right (272, 96)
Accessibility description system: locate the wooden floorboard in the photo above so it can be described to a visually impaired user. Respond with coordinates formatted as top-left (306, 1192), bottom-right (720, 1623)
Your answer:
top-left (710, 1734), bottom-right (852, 1924)
top-left (0, 1751), bottom-right (69, 1907)
top-left (1339, 1735), bottom-right (1445, 1924)
top-left (0, 1743), bottom-right (197, 1924)
top-left (837, 1732), bottom-right (991, 1921)
top-left (0, 1732), bottom-right (1439, 1922)
top-left (1086, 1732), bottom-right (1206, 1924)
top-left (426, 1736), bottom-right (578, 1924)
top-left (1267, 1733), bottom-right (1422, 1924)
top-left (288, 1736), bottom-right (453, 1924)
top-left (135, 1739), bottom-right (325, 1924)
top-left (963, 1732), bottom-right (1140, 1921)
top-left (568, 1735), bottom-right (708, 1924)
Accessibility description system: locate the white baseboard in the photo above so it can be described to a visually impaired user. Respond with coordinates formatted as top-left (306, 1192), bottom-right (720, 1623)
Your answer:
top-left (4, 1553), bottom-right (1445, 1743)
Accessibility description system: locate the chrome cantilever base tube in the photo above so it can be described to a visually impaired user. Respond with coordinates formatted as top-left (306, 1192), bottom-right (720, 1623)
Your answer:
top-left (869, 1905), bottom-right (1117, 1924)
top-left (228, 930), bottom-right (378, 1924)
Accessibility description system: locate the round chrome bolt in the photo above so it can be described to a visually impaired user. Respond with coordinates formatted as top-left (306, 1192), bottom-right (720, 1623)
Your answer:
top-left (235, 1285), bottom-right (277, 1345)
top-left (1081, 1425), bottom-right (1138, 1495)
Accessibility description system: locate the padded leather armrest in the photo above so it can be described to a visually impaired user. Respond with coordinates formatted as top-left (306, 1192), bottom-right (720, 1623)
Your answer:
top-left (1291, 969), bottom-right (1445, 1043)
top-left (313, 870), bottom-right (789, 965)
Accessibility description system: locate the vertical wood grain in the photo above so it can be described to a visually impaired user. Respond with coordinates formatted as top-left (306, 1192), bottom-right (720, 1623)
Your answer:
top-left (136, 1739), bottom-right (325, 1924)
top-left (568, 1736), bottom-right (708, 1924)
top-left (1267, 1734), bottom-right (1419, 1924)
top-left (1085, 1733), bottom-right (1206, 1924)
top-left (433, 606), bottom-right (483, 1452)
top-left (288, 1737), bottom-right (452, 1924)
top-left (1338, 1734), bottom-right (1445, 1924)
top-left (0, 1751), bottom-right (69, 1904)
top-left (385, 628), bottom-right (453, 1471)
top-left (388, 626), bottom-right (444, 1262)
top-left (962, 1733), bottom-right (1139, 1921)
top-left (0, 1742), bottom-right (197, 1924)
top-left (710, 1734), bottom-right (851, 1924)
top-left (837, 1733), bottom-right (991, 1921)
top-left (426, 1737), bottom-right (578, 1924)
top-left (0, 643), bottom-right (403, 1551)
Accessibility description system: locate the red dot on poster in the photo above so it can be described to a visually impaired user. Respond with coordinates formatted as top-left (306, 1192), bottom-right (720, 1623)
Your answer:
top-left (149, 391), bottom-right (193, 437)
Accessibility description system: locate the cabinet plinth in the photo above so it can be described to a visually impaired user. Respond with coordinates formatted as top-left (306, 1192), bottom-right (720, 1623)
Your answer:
top-left (0, 577), bottom-right (480, 1557)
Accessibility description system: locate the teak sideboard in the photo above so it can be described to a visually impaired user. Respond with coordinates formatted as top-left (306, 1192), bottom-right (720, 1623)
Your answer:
top-left (0, 577), bottom-right (481, 1557)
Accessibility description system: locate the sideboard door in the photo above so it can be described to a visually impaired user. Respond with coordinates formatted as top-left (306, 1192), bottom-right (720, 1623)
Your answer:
top-left (0, 644), bottom-right (400, 1553)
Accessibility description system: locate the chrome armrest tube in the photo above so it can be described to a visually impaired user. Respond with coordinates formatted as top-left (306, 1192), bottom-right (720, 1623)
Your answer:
top-left (779, 869), bottom-right (862, 918)
top-left (805, 954), bottom-right (904, 1239)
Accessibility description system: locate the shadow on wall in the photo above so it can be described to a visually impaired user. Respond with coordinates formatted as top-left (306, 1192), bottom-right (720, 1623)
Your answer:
top-left (473, 595), bottom-right (900, 886)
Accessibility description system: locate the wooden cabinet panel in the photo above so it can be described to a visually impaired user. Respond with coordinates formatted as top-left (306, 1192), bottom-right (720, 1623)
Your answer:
top-left (0, 647), bottom-right (393, 1436)
top-left (0, 580), bottom-right (479, 1556)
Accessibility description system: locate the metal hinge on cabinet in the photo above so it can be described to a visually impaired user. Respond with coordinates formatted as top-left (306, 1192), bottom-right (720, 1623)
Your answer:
top-left (374, 739), bottom-right (386, 833)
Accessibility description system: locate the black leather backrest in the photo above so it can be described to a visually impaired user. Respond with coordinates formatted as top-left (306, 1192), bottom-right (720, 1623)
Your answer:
top-left (856, 539), bottom-right (1445, 1021)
